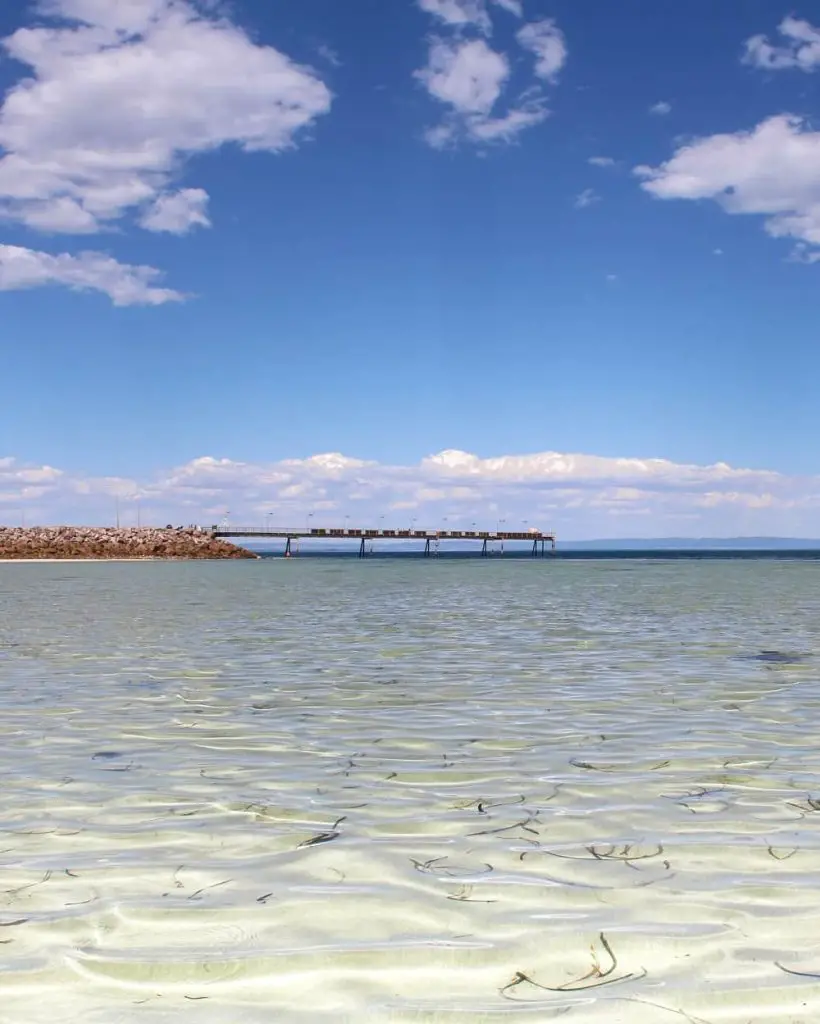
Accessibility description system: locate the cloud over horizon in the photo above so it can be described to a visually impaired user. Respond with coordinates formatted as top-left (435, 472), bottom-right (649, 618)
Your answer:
top-left (2, 446), bottom-right (817, 539)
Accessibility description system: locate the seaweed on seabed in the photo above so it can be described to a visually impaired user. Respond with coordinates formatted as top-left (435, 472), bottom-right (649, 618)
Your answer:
top-left (787, 795), bottom-right (820, 814)
top-left (466, 813), bottom-right (540, 838)
top-left (570, 758), bottom-right (670, 772)
top-left (500, 935), bottom-right (717, 1022)
top-left (775, 961), bottom-right (820, 979)
top-left (297, 816), bottom-right (346, 848)
top-left (410, 856), bottom-right (494, 877)
top-left (742, 650), bottom-right (807, 665)
top-left (446, 884), bottom-right (497, 903)
top-left (500, 932), bottom-right (646, 999)
top-left (767, 844), bottom-right (798, 860)
top-left (526, 843), bottom-right (671, 873)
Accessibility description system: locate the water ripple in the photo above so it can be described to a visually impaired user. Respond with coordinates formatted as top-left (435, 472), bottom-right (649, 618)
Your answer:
top-left (1, 559), bottom-right (820, 1021)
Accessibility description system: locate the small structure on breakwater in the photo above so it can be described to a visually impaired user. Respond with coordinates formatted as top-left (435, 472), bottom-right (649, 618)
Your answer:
top-left (0, 526), bottom-right (257, 560)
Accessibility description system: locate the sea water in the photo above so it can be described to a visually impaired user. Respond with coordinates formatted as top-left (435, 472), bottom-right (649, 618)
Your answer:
top-left (2, 558), bottom-right (820, 1022)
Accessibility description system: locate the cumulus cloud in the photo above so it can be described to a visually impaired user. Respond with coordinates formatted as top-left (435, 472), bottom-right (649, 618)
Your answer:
top-left (635, 115), bottom-right (820, 257)
top-left (415, 20), bottom-right (567, 146)
top-left (588, 155), bottom-right (615, 167)
top-left (516, 19), bottom-right (566, 81)
top-left (0, 457), bottom-right (64, 511)
top-left (414, 1), bottom-right (565, 147)
top-left (466, 105), bottom-right (548, 142)
top-left (0, 0), bottom-right (331, 236)
top-left (417, 0), bottom-right (494, 34)
top-left (0, 244), bottom-right (184, 304)
top-left (5, 447), bottom-right (820, 538)
top-left (415, 37), bottom-right (548, 146)
top-left (574, 188), bottom-right (600, 208)
top-left (743, 16), bottom-right (820, 71)
top-left (418, 448), bottom-right (779, 488)
top-left (493, 0), bottom-right (523, 15)
top-left (649, 101), bottom-right (671, 115)
top-left (139, 188), bottom-right (210, 234)
top-left (417, 38), bottom-right (509, 114)
top-left (417, 0), bottom-right (522, 34)
top-left (790, 242), bottom-right (820, 264)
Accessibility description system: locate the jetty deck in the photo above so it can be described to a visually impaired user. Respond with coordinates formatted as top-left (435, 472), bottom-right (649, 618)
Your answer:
top-left (212, 526), bottom-right (556, 557)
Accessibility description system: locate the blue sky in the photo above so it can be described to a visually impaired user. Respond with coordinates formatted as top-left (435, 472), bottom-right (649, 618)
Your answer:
top-left (2, 0), bottom-right (820, 537)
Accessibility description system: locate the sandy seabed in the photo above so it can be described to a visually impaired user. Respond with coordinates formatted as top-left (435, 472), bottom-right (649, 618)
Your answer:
top-left (2, 558), bottom-right (819, 1022)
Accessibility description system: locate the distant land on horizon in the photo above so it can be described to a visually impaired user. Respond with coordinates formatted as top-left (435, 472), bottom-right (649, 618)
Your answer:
top-left (561, 538), bottom-right (820, 550)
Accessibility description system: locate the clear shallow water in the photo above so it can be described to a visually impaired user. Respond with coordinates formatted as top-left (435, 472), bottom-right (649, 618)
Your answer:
top-left (2, 560), bottom-right (820, 1022)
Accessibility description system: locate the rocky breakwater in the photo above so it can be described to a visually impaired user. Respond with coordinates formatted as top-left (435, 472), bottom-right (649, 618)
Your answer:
top-left (0, 526), bottom-right (258, 560)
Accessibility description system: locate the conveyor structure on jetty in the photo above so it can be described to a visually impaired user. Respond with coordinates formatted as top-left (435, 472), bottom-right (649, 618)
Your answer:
top-left (212, 525), bottom-right (557, 558)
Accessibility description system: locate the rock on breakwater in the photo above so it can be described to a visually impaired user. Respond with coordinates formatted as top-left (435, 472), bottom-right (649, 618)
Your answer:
top-left (0, 526), bottom-right (257, 560)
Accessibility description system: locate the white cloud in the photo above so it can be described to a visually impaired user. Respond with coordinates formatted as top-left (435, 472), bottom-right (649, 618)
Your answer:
top-left (417, 0), bottom-right (522, 34)
top-left (16, 196), bottom-right (99, 233)
top-left (695, 491), bottom-right (779, 509)
top-left (464, 103), bottom-right (547, 143)
top-left (790, 242), bottom-right (820, 264)
top-left (38, 0), bottom-right (171, 33)
top-left (493, 0), bottom-right (523, 16)
top-left (415, 5), bottom-right (565, 148)
top-left (0, 0), bottom-right (331, 235)
top-left (140, 188), bottom-right (211, 234)
top-left (316, 44), bottom-right (341, 67)
top-left (281, 452), bottom-right (374, 474)
top-left (416, 31), bottom-right (562, 146)
top-left (6, 446), bottom-right (820, 538)
top-left (635, 115), bottom-right (820, 256)
top-left (0, 244), bottom-right (184, 304)
top-left (743, 16), bottom-right (820, 71)
top-left (0, 459), bottom-right (63, 511)
top-left (417, 38), bottom-right (508, 114)
top-left (649, 101), bottom-right (672, 115)
top-left (516, 19), bottom-right (567, 82)
top-left (588, 155), bottom-right (615, 167)
top-left (417, 0), bottom-right (493, 34)
top-left (574, 188), bottom-right (600, 208)
top-left (418, 448), bottom-right (778, 487)
top-left (415, 37), bottom-right (548, 146)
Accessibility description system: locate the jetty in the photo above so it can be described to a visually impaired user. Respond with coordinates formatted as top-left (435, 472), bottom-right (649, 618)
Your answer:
top-left (212, 525), bottom-right (557, 557)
